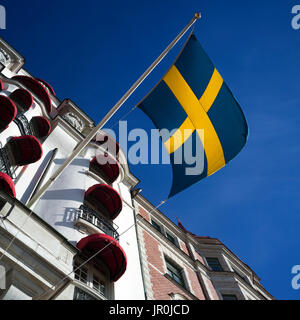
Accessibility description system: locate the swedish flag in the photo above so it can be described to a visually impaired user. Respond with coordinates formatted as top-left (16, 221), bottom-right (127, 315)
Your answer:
top-left (138, 34), bottom-right (248, 198)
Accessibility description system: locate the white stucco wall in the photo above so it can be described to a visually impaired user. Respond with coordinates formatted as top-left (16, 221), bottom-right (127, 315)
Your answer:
top-left (0, 74), bottom-right (145, 300)
top-left (113, 183), bottom-right (145, 300)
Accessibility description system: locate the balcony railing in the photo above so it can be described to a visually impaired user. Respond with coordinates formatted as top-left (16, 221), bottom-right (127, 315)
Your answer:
top-left (0, 144), bottom-right (15, 179)
top-left (13, 113), bottom-right (33, 136)
top-left (77, 204), bottom-right (119, 240)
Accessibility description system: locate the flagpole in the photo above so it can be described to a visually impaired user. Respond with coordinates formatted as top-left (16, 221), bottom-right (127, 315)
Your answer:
top-left (27, 12), bottom-right (201, 209)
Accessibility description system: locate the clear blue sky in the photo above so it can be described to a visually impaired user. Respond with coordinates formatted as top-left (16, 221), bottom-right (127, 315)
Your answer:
top-left (1, 0), bottom-right (299, 300)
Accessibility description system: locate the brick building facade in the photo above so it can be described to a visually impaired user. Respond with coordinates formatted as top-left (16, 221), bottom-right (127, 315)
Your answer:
top-left (135, 195), bottom-right (273, 300)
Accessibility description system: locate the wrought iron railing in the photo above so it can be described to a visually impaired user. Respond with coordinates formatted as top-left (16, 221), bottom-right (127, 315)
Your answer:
top-left (77, 204), bottom-right (119, 240)
top-left (0, 144), bottom-right (15, 179)
top-left (13, 113), bottom-right (33, 136)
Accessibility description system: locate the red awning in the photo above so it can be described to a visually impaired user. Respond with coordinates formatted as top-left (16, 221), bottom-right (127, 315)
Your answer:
top-left (85, 184), bottom-right (122, 220)
top-left (0, 95), bottom-right (17, 130)
top-left (0, 80), bottom-right (4, 91)
top-left (95, 132), bottom-right (120, 157)
top-left (90, 155), bottom-right (120, 184)
top-left (36, 78), bottom-right (55, 96)
top-left (31, 116), bottom-right (51, 138)
top-left (12, 76), bottom-right (52, 113)
top-left (8, 135), bottom-right (43, 166)
top-left (77, 233), bottom-right (127, 282)
top-left (10, 89), bottom-right (33, 111)
top-left (0, 172), bottom-right (16, 197)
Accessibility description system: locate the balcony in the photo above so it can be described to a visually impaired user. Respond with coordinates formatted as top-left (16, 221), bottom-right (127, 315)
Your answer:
top-left (0, 144), bottom-right (15, 178)
top-left (76, 204), bottom-right (119, 240)
top-left (13, 113), bottom-right (33, 136)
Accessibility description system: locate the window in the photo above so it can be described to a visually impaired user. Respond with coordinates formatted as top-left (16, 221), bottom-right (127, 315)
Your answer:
top-left (151, 220), bottom-right (162, 233)
top-left (74, 262), bottom-right (88, 284)
top-left (222, 294), bottom-right (238, 300)
top-left (206, 257), bottom-right (223, 272)
top-left (165, 258), bottom-right (185, 288)
top-left (233, 268), bottom-right (250, 284)
top-left (93, 275), bottom-right (106, 296)
top-left (151, 219), bottom-right (180, 248)
top-left (73, 259), bottom-right (108, 298)
top-left (166, 232), bottom-right (176, 245)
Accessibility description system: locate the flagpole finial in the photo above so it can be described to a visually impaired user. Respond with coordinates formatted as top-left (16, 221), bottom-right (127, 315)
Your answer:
top-left (195, 12), bottom-right (201, 19)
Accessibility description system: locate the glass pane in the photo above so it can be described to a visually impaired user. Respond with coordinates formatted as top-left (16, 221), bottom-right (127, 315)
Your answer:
top-left (206, 258), bottom-right (223, 271)
top-left (74, 262), bottom-right (88, 284)
top-left (151, 220), bottom-right (162, 233)
top-left (166, 233), bottom-right (176, 244)
top-left (93, 275), bottom-right (105, 296)
top-left (166, 259), bottom-right (185, 288)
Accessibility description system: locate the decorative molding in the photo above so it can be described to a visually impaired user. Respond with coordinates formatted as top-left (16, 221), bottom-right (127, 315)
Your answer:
top-left (0, 37), bottom-right (25, 72)
top-left (62, 112), bottom-right (85, 133)
top-left (0, 48), bottom-right (11, 65)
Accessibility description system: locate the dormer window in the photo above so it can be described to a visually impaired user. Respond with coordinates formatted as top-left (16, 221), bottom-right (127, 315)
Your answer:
top-left (206, 257), bottom-right (223, 272)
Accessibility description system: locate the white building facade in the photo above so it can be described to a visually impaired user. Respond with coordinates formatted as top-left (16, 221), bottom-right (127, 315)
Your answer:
top-left (0, 37), bottom-right (273, 300)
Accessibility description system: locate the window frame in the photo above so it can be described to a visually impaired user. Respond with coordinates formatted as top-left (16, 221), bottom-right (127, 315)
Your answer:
top-left (73, 258), bottom-right (110, 299)
top-left (165, 258), bottom-right (186, 289)
top-left (151, 219), bottom-right (162, 234)
top-left (150, 218), bottom-right (180, 248)
top-left (206, 257), bottom-right (224, 272)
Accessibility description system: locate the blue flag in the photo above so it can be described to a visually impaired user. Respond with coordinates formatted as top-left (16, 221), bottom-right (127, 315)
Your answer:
top-left (138, 34), bottom-right (248, 198)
